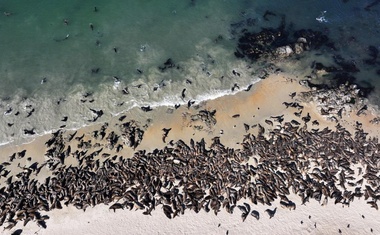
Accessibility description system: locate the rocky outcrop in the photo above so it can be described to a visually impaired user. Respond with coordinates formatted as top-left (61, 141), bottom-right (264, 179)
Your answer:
top-left (119, 121), bottom-right (145, 149)
top-left (189, 109), bottom-right (217, 131)
top-left (235, 22), bottom-right (330, 61)
top-left (298, 82), bottom-right (376, 121)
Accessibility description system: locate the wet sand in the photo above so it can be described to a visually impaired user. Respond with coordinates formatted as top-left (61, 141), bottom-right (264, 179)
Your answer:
top-left (1, 73), bottom-right (380, 234)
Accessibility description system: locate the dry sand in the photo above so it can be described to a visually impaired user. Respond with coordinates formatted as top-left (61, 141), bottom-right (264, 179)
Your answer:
top-left (1, 73), bottom-right (380, 235)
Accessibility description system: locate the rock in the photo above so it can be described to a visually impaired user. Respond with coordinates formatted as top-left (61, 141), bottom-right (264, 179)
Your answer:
top-left (189, 109), bottom-right (217, 130)
top-left (294, 43), bottom-right (304, 54)
top-left (297, 37), bottom-right (307, 43)
top-left (299, 81), bottom-right (373, 120)
top-left (314, 62), bottom-right (338, 73)
top-left (363, 45), bottom-right (378, 65)
top-left (275, 45), bottom-right (294, 57)
top-left (120, 121), bottom-right (145, 149)
top-left (293, 29), bottom-right (329, 49)
top-left (333, 55), bottom-right (360, 73)
top-left (235, 26), bottom-right (329, 61)
top-left (235, 18), bottom-right (288, 61)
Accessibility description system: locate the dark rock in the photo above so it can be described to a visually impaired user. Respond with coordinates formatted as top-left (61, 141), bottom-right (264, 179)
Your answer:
top-left (235, 16), bottom-right (288, 60)
top-left (331, 73), bottom-right (357, 85)
top-left (231, 20), bottom-right (245, 30)
top-left (293, 29), bottom-right (329, 50)
top-left (325, 42), bottom-right (337, 51)
top-left (214, 35), bottom-right (224, 43)
top-left (364, 45), bottom-right (378, 65)
top-left (314, 62), bottom-right (338, 73)
top-left (234, 50), bottom-right (245, 58)
top-left (355, 81), bottom-right (375, 97)
top-left (302, 72), bottom-right (374, 98)
top-left (235, 17), bottom-right (330, 61)
top-left (237, 29), bottom-right (282, 60)
top-left (368, 45), bottom-right (378, 59)
top-left (246, 18), bottom-right (256, 26)
top-left (333, 55), bottom-right (360, 73)
top-left (301, 80), bottom-right (330, 90)
top-left (263, 10), bottom-right (276, 21)
top-left (327, 72), bottom-right (373, 97)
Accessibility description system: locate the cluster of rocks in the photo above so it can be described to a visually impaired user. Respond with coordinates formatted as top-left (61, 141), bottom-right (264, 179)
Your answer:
top-left (234, 16), bottom-right (330, 61)
top-left (119, 121), bottom-right (144, 150)
top-left (190, 109), bottom-right (217, 131)
top-left (307, 59), bottom-right (375, 98)
top-left (105, 131), bottom-right (120, 151)
top-left (299, 83), bottom-right (362, 116)
top-left (234, 17), bottom-right (287, 60)
top-left (299, 82), bottom-right (379, 123)
top-left (232, 10), bottom-right (377, 106)
top-left (363, 45), bottom-right (378, 65)
top-left (274, 29), bottom-right (330, 59)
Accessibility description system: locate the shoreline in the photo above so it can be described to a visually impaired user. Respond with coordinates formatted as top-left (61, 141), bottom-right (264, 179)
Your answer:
top-left (0, 73), bottom-right (294, 158)
top-left (1, 72), bottom-right (380, 234)
top-left (0, 58), bottom-right (259, 148)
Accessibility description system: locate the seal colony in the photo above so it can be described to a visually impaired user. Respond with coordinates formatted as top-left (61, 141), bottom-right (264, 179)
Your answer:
top-left (1, 2), bottom-right (380, 234)
top-left (2, 16), bottom-right (380, 231)
top-left (1, 72), bottom-right (380, 234)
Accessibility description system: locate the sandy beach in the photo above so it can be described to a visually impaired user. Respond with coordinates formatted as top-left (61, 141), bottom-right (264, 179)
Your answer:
top-left (3, 1), bottom-right (380, 235)
top-left (8, 196), bottom-right (380, 235)
top-left (1, 73), bottom-right (380, 235)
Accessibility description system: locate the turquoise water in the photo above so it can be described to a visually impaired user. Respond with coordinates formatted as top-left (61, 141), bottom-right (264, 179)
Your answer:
top-left (0, 0), bottom-right (379, 144)
top-left (0, 0), bottom-right (245, 96)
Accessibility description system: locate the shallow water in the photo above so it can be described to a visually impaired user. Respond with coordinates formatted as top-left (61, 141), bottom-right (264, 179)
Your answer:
top-left (0, 0), bottom-right (379, 145)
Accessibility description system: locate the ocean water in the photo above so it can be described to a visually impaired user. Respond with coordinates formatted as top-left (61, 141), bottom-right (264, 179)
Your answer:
top-left (0, 0), bottom-right (379, 145)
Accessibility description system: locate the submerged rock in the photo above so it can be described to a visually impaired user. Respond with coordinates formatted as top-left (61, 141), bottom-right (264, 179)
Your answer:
top-left (293, 29), bottom-right (329, 50)
top-left (235, 22), bottom-right (329, 61)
